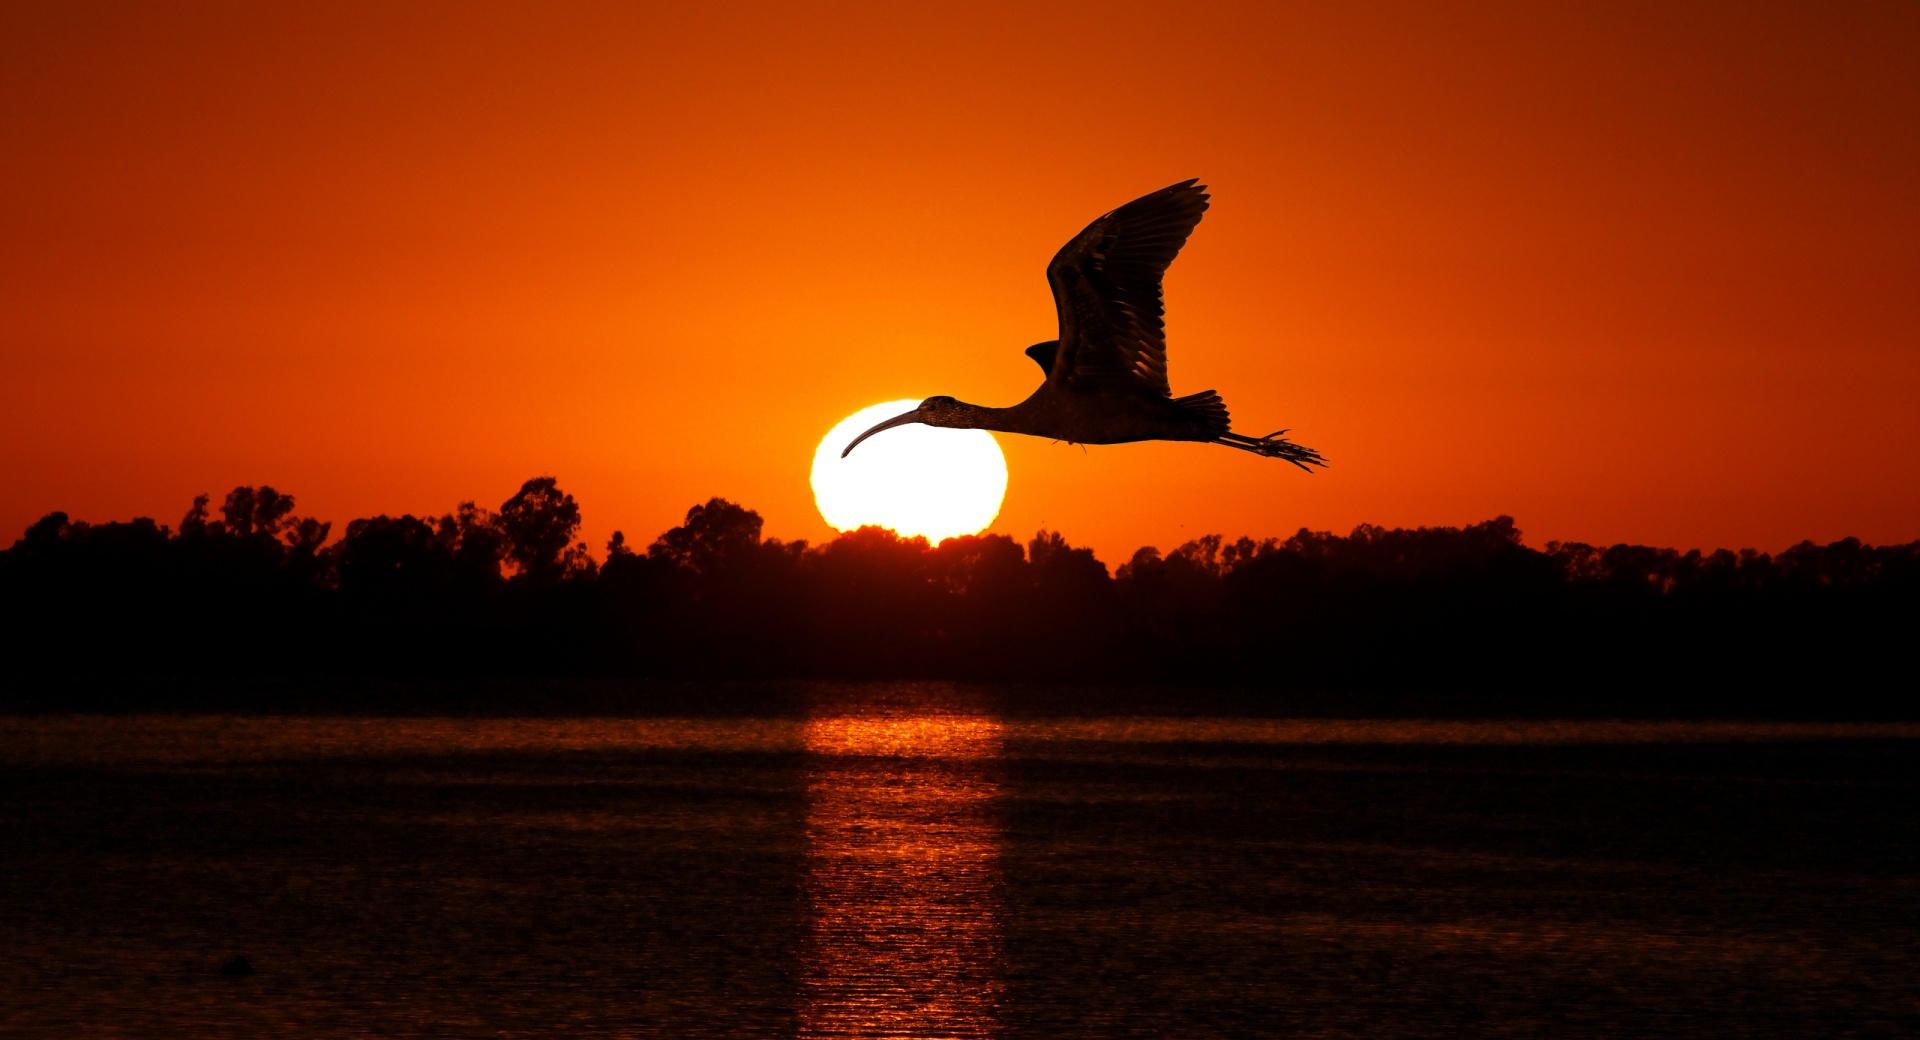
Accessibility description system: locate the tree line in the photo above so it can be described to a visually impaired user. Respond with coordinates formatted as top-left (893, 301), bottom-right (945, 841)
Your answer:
top-left (3, 477), bottom-right (1914, 713)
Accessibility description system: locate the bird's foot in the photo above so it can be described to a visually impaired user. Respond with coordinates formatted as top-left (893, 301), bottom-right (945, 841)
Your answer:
top-left (1220, 429), bottom-right (1328, 472)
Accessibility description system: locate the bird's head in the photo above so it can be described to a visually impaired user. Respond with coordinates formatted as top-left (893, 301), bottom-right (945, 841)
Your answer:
top-left (841, 396), bottom-right (979, 457)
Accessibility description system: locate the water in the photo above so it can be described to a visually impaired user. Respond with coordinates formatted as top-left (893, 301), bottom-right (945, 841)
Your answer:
top-left (3, 685), bottom-right (1917, 1037)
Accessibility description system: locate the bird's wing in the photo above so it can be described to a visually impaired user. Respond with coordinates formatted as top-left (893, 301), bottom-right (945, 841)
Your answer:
top-left (1044, 179), bottom-right (1210, 398)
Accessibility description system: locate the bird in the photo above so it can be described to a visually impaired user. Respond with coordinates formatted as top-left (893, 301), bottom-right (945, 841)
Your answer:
top-left (841, 179), bottom-right (1326, 471)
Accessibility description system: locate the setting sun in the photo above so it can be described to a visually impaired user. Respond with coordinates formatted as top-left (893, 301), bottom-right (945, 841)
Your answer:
top-left (811, 400), bottom-right (1008, 543)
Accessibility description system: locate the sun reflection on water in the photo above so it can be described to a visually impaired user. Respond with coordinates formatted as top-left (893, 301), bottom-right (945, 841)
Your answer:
top-left (800, 715), bottom-right (1004, 1038)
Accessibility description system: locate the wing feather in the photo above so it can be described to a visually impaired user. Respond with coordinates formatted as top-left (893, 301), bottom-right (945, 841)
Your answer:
top-left (1044, 179), bottom-right (1209, 398)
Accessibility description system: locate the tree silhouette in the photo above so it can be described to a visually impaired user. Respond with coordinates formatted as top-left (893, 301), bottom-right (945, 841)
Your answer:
top-left (220, 486), bottom-right (296, 541)
top-left (2, 479), bottom-right (1915, 713)
top-left (648, 498), bottom-right (767, 575)
top-left (499, 477), bottom-right (593, 584)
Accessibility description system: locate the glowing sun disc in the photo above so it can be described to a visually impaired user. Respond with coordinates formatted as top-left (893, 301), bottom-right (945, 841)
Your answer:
top-left (812, 400), bottom-right (1008, 543)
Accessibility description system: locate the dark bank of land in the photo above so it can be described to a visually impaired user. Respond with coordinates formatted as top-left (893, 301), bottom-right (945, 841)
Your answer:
top-left (7, 678), bottom-right (1916, 723)
top-left (4, 477), bottom-right (1916, 718)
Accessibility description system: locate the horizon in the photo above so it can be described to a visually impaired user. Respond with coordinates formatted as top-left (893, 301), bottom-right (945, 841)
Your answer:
top-left (11, 472), bottom-right (1909, 697)
top-left (12, 476), bottom-right (1916, 571)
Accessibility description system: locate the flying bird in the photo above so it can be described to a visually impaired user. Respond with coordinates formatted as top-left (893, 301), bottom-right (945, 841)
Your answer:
top-left (842, 180), bottom-right (1326, 471)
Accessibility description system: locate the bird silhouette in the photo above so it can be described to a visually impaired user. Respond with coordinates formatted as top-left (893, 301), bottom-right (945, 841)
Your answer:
top-left (842, 180), bottom-right (1326, 471)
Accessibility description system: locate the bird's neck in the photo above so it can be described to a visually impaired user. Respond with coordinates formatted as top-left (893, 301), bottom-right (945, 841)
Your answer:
top-left (925, 399), bottom-right (1038, 436)
top-left (954, 400), bottom-right (1034, 436)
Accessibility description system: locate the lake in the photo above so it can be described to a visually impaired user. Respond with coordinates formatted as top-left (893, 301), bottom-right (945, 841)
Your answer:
top-left (3, 683), bottom-right (1917, 1037)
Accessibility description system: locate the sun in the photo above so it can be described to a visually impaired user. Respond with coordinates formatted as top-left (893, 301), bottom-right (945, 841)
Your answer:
top-left (811, 400), bottom-right (1008, 543)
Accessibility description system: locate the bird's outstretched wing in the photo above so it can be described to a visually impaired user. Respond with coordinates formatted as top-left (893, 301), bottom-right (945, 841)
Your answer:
top-left (1044, 179), bottom-right (1210, 398)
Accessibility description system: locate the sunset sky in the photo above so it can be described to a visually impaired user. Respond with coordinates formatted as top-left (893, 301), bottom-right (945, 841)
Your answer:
top-left (4, 2), bottom-right (1916, 565)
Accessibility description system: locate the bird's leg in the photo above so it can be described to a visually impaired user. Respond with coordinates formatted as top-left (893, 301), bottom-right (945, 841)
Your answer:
top-left (1216, 430), bottom-right (1328, 472)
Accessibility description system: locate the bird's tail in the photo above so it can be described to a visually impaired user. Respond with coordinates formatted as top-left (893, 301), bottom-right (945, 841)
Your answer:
top-left (1179, 391), bottom-right (1325, 472)
top-left (1174, 389), bottom-right (1232, 437)
top-left (1217, 428), bottom-right (1327, 473)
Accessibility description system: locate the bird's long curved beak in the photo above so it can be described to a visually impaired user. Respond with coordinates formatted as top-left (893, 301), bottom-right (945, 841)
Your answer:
top-left (841, 407), bottom-right (923, 457)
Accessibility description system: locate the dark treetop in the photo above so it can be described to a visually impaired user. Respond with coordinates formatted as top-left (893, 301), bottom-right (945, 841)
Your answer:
top-left (4, 476), bottom-right (1916, 715)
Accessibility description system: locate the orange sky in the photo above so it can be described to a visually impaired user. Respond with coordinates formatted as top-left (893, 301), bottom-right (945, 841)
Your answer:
top-left (4, 2), bottom-right (1917, 565)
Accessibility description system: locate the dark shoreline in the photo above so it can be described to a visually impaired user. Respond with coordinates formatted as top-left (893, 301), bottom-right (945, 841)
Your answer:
top-left (6, 675), bottom-right (1915, 721)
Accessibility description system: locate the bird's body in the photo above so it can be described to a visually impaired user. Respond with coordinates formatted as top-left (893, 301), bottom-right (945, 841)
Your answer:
top-left (844, 180), bottom-right (1326, 471)
top-left (921, 377), bottom-right (1226, 445)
